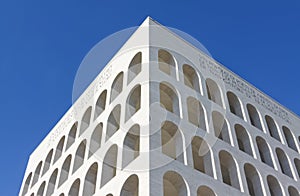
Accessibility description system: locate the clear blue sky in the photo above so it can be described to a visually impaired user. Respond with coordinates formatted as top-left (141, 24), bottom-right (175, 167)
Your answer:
top-left (1, 1), bottom-right (300, 195)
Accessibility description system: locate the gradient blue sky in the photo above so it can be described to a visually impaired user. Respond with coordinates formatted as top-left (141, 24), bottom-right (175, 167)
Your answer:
top-left (1, 1), bottom-right (300, 195)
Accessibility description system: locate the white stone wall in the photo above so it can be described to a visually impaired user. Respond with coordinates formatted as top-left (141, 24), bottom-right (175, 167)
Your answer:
top-left (148, 19), bottom-right (300, 196)
top-left (19, 17), bottom-right (300, 196)
top-left (19, 18), bottom-right (151, 196)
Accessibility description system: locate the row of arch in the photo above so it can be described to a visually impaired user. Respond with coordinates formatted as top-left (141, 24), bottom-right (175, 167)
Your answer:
top-left (21, 49), bottom-right (144, 195)
top-left (21, 123), bottom-right (141, 196)
top-left (22, 168), bottom-right (300, 196)
top-left (231, 92), bottom-right (300, 154)
top-left (210, 111), bottom-right (300, 181)
top-left (97, 52), bottom-right (142, 119)
top-left (21, 49), bottom-right (300, 195)
top-left (22, 167), bottom-right (300, 196)
top-left (161, 83), bottom-right (299, 169)
top-left (26, 171), bottom-right (138, 196)
top-left (80, 51), bottom-right (142, 139)
top-left (159, 81), bottom-right (300, 177)
top-left (158, 48), bottom-right (228, 109)
top-left (163, 170), bottom-right (299, 196)
top-left (67, 165), bottom-right (139, 196)
top-left (22, 50), bottom-right (143, 196)
top-left (23, 116), bottom-right (300, 195)
top-left (159, 120), bottom-right (300, 189)
top-left (158, 48), bottom-right (300, 154)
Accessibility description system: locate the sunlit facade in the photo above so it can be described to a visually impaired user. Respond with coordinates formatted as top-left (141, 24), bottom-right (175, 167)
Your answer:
top-left (20, 17), bottom-right (300, 196)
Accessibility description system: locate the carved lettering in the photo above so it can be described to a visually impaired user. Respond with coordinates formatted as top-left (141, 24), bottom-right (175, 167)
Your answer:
top-left (200, 54), bottom-right (291, 124)
top-left (47, 64), bottom-right (113, 148)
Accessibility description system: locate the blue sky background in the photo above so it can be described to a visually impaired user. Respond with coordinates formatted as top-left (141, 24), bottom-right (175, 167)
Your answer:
top-left (1, 1), bottom-right (300, 195)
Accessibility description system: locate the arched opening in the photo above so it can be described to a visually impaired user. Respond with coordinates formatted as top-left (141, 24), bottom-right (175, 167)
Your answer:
top-left (295, 158), bottom-right (300, 178)
top-left (288, 186), bottom-right (299, 196)
top-left (235, 124), bottom-right (253, 156)
top-left (31, 161), bottom-right (43, 188)
top-left (83, 163), bottom-right (98, 196)
top-left (120, 174), bottom-right (139, 196)
top-left (276, 148), bottom-right (293, 178)
top-left (267, 175), bottom-right (283, 196)
top-left (69, 179), bottom-right (80, 196)
top-left (122, 124), bottom-right (140, 168)
top-left (163, 171), bottom-right (187, 196)
top-left (58, 155), bottom-right (72, 187)
top-left (227, 91), bottom-right (243, 119)
top-left (160, 82), bottom-right (180, 116)
top-left (101, 145), bottom-right (118, 188)
top-left (106, 104), bottom-right (121, 141)
top-left (21, 173), bottom-right (32, 196)
top-left (125, 85), bottom-right (141, 121)
top-left (110, 72), bottom-right (124, 103)
top-left (256, 136), bottom-right (274, 168)
top-left (158, 49), bottom-right (176, 78)
top-left (37, 181), bottom-right (46, 196)
top-left (89, 123), bottom-right (103, 158)
top-left (45, 169), bottom-right (58, 196)
top-left (244, 163), bottom-right (263, 196)
top-left (66, 122), bottom-right (77, 150)
top-left (247, 104), bottom-right (263, 130)
top-left (183, 64), bottom-right (200, 93)
top-left (192, 136), bottom-right (213, 177)
top-left (265, 115), bottom-right (281, 142)
top-left (187, 97), bottom-right (206, 130)
top-left (42, 149), bottom-right (53, 176)
top-left (197, 186), bottom-right (215, 196)
top-left (161, 121), bottom-right (184, 163)
top-left (283, 126), bottom-right (298, 152)
top-left (206, 78), bottom-right (223, 107)
top-left (53, 136), bottom-right (65, 164)
top-left (73, 140), bottom-right (86, 174)
top-left (128, 52), bottom-right (142, 84)
top-left (79, 107), bottom-right (92, 136)
top-left (212, 111), bottom-right (231, 144)
top-left (219, 150), bottom-right (240, 190)
top-left (95, 90), bottom-right (107, 120)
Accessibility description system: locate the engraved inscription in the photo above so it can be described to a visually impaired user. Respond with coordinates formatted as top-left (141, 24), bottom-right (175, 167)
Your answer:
top-left (47, 64), bottom-right (112, 147)
top-left (199, 54), bottom-right (291, 124)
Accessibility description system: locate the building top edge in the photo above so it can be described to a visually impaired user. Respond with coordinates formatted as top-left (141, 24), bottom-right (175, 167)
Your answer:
top-left (27, 17), bottom-right (300, 164)
top-left (148, 17), bottom-right (300, 123)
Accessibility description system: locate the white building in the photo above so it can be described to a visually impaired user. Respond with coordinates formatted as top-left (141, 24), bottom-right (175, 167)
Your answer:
top-left (19, 17), bottom-right (300, 196)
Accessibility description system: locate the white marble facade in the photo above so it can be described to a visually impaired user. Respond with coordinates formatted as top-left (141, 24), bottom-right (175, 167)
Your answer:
top-left (20, 17), bottom-right (300, 196)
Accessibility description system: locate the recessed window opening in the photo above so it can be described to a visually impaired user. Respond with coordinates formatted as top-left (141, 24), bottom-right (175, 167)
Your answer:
top-left (125, 85), bottom-right (141, 121)
top-left (247, 104), bottom-right (263, 131)
top-left (95, 90), bottom-right (107, 119)
top-left (183, 64), bottom-right (201, 93)
top-left (163, 171), bottom-right (187, 196)
top-left (106, 105), bottom-right (121, 141)
top-left (187, 97), bottom-right (206, 130)
top-left (158, 49), bottom-right (176, 78)
top-left (227, 91), bottom-right (243, 119)
top-left (122, 125), bottom-right (140, 168)
top-left (110, 72), bottom-right (124, 103)
top-left (128, 52), bottom-right (142, 84)
top-left (159, 83), bottom-right (180, 116)
top-left (161, 121), bottom-right (184, 163)
top-left (212, 111), bottom-right (231, 144)
top-left (206, 78), bottom-right (223, 107)
top-left (79, 107), bottom-right (92, 136)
